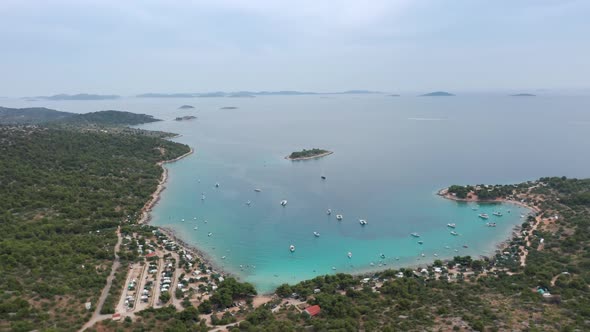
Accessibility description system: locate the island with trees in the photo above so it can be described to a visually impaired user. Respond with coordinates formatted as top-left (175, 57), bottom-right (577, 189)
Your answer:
top-left (286, 148), bottom-right (333, 160)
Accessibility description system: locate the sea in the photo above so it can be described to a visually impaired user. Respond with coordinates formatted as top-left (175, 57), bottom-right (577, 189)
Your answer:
top-left (4, 94), bottom-right (590, 293)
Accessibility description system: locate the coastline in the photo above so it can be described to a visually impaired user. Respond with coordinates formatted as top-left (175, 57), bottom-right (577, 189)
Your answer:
top-left (437, 186), bottom-right (539, 259)
top-left (136, 146), bottom-right (233, 278)
top-left (285, 151), bottom-right (333, 161)
top-left (138, 147), bottom-right (194, 224)
top-left (437, 187), bottom-right (541, 213)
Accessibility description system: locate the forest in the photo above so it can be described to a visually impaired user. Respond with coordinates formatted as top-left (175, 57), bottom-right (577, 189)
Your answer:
top-left (0, 125), bottom-right (189, 331)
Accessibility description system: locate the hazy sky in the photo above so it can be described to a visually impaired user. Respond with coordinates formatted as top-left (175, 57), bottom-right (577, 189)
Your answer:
top-left (1, 0), bottom-right (589, 96)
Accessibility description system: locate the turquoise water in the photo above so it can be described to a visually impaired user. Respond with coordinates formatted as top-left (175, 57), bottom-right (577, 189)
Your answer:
top-left (4, 95), bottom-right (590, 293)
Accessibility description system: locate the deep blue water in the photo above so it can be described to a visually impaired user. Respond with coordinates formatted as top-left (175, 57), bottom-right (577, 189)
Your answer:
top-left (4, 95), bottom-right (590, 292)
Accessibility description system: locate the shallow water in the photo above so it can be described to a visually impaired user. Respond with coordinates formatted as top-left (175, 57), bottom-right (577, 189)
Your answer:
top-left (4, 95), bottom-right (590, 293)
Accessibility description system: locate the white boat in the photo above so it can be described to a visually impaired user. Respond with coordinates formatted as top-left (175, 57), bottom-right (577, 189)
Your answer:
top-left (289, 245), bottom-right (295, 252)
top-left (204, 220), bottom-right (208, 223)
top-left (336, 214), bottom-right (343, 221)
top-left (193, 226), bottom-right (198, 230)
top-left (478, 213), bottom-right (489, 219)
top-left (359, 219), bottom-right (367, 225)
top-left (280, 200), bottom-right (288, 206)
top-left (347, 251), bottom-right (352, 259)
top-left (326, 209), bottom-right (332, 215)
top-left (208, 232), bottom-right (213, 237)
top-left (254, 188), bottom-right (262, 192)
top-left (215, 183), bottom-right (220, 188)
top-left (201, 194), bottom-right (206, 200)
top-left (486, 222), bottom-right (497, 227)
top-left (380, 253), bottom-right (386, 259)
top-left (313, 232), bottom-right (320, 237)
top-left (181, 219), bottom-right (185, 222)
top-left (450, 231), bottom-right (458, 236)
top-left (493, 211), bottom-right (503, 217)
top-left (447, 223), bottom-right (456, 228)
top-left (246, 200), bottom-right (251, 206)
top-left (221, 256), bottom-right (226, 259)
top-left (418, 240), bottom-right (424, 244)
top-left (410, 232), bottom-right (420, 238)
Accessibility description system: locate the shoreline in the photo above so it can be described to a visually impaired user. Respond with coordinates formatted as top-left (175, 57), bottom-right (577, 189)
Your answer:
top-left (136, 146), bottom-right (234, 278)
top-left (285, 151), bottom-right (333, 161)
top-left (138, 147), bottom-right (194, 224)
top-left (437, 187), bottom-right (541, 213)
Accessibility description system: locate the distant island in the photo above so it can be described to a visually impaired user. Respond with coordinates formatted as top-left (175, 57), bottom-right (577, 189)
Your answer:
top-left (178, 105), bottom-right (195, 109)
top-left (227, 93), bottom-right (255, 98)
top-left (510, 93), bottom-right (536, 97)
top-left (419, 91), bottom-right (455, 97)
top-left (388, 94), bottom-right (401, 97)
top-left (174, 115), bottom-right (197, 121)
top-left (0, 107), bottom-right (160, 125)
top-left (136, 90), bottom-right (382, 98)
top-left (220, 106), bottom-right (238, 110)
top-left (35, 93), bottom-right (120, 100)
top-left (286, 148), bottom-right (333, 161)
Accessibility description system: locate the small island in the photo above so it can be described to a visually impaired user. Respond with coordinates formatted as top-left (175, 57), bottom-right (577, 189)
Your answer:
top-left (286, 148), bottom-right (333, 161)
top-left (388, 94), bottom-right (401, 97)
top-left (174, 115), bottom-right (197, 121)
top-left (419, 91), bottom-right (455, 97)
top-left (178, 105), bottom-right (195, 109)
top-left (510, 93), bottom-right (536, 97)
top-left (220, 106), bottom-right (238, 110)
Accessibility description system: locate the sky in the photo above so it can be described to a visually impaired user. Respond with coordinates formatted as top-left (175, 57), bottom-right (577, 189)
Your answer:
top-left (1, 0), bottom-right (589, 96)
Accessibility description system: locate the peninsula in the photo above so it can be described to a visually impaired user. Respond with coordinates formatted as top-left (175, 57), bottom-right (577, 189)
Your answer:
top-left (286, 148), bottom-right (333, 160)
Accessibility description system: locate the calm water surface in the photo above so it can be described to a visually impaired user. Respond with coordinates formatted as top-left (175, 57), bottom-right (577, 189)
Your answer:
top-left (5, 95), bottom-right (590, 292)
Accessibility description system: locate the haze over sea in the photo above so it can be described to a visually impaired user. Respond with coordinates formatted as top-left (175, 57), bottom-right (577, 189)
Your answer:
top-left (5, 94), bottom-right (590, 293)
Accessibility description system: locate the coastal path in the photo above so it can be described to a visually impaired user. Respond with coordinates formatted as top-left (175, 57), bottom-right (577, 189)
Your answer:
top-left (80, 226), bottom-right (123, 331)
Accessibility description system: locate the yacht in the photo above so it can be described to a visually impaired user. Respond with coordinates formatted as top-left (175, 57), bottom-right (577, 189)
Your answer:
top-left (181, 219), bottom-right (185, 222)
top-left (487, 222), bottom-right (497, 227)
top-left (359, 219), bottom-right (368, 225)
top-left (201, 194), bottom-right (206, 200)
top-left (447, 223), bottom-right (456, 228)
top-left (289, 245), bottom-right (295, 252)
top-left (326, 209), bottom-right (332, 215)
top-left (313, 232), bottom-right (320, 237)
top-left (493, 211), bottom-right (503, 217)
top-left (215, 183), bottom-right (220, 188)
top-left (336, 214), bottom-right (343, 221)
top-left (208, 232), bottom-right (213, 237)
top-left (221, 256), bottom-right (226, 259)
top-left (246, 200), bottom-right (251, 206)
top-left (478, 213), bottom-right (489, 219)
top-left (254, 188), bottom-right (262, 192)
top-left (450, 231), bottom-right (458, 236)
top-left (380, 253), bottom-right (386, 259)
top-left (418, 240), bottom-right (424, 244)
top-left (347, 252), bottom-right (352, 259)
top-left (410, 232), bottom-right (420, 238)
top-left (193, 226), bottom-right (198, 230)
top-left (280, 200), bottom-right (288, 206)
